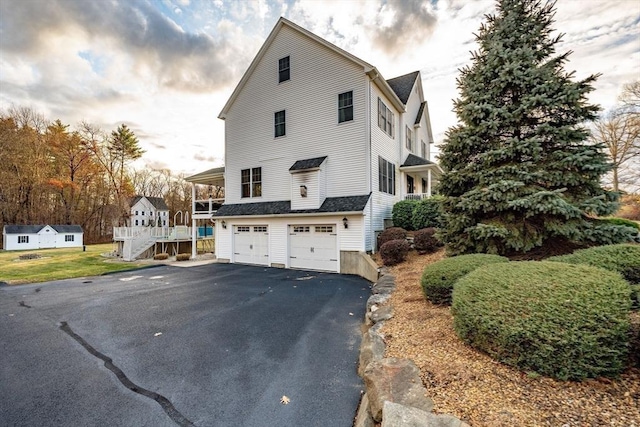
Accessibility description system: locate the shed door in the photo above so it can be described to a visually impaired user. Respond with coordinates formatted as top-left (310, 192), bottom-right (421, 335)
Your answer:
top-left (39, 232), bottom-right (56, 248)
top-left (289, 225), bottom-right (338, 272)
top-left (233, 226), bottom-right (269, 266)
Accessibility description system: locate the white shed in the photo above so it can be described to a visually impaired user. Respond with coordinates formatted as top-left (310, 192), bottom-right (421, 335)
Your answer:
top-left (2, 225), bottom-right (84, 251)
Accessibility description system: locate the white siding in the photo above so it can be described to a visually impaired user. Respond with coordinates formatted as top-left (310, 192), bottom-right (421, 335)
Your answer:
top-left (290, 170), bottom-right (321, 210)
top-left (4, 234), bottom-right (40, 251)
top-left (55, 233), bottom-right (83, 248)
top-left (224, 25), bottom-right (368, 205)
top-left (368, 83), bottom-right (403, 249)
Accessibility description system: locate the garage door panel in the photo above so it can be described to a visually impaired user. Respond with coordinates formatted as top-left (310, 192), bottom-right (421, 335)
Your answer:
top-left (234, 225), bottom-right (269, 266)
top-left (289, 225), bottom-right (337, 272)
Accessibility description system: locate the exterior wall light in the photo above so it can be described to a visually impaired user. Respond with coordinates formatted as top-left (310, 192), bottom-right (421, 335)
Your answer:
top-left (300, 185), bottom-right (307, 197)
top-left (221, 220), bottom-right (227, 229)
top-left (343, 217), bottom-right (348, 229)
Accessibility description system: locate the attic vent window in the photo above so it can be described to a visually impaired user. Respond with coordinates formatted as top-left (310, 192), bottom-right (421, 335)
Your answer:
top-left (279, 56), bottom-right (290, 83)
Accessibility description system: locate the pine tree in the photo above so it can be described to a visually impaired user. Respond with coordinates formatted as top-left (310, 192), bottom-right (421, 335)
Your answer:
top-left (437, 0), bottom-right (634, 255)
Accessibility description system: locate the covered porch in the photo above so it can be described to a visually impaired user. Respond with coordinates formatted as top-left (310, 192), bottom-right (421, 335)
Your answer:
top-left (184, 166), bottom-right (225, 259)
top-left (399, 154), bottom-right (443, 201)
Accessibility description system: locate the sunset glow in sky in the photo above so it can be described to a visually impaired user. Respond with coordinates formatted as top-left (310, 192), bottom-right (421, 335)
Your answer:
top-left (1, 0), bottom-right (638, 175)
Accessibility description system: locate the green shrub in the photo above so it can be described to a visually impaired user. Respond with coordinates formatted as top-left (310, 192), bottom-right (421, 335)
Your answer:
top-left (421, 253), bottom-right (508, 305)
top-left (392, 200), bottom-right (419, 231)
top-left (377, 227), bottom-right (407, 249)
top-left (631, 285), bottom-right (640, 311)
top-left (548, 244), bottom-right (640, 284)
top-left (600, 217), bottom-right (640, 231)
top-left (411, 196), bottom-right (444, 230)
top-left (153, 253), bottom-right (169, 260)
top-left (380, 239), bottom-right (410, 266)
top-left (413, 228), bottom-right (442, 254)
top-left (630, 314), bottom-right (640, 368)
top-left (452, 261), bottom-right (631, 380)
top-left (176, 253), bottom-right (191, 261)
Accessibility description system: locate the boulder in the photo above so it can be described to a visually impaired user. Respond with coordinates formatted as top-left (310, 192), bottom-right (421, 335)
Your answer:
top-left (354, 393), bottom-right (375, 427)
top-left (369, 305), bottom-right (394, 324)
top-left (381, 401), bottom-right (470, 427)
top-left (358, 328), bottom-right (386, 376)
top-left (372, 275), bottom-right (396, 295)
top-left (363, 358), bottom-right (434, 422)
top-left (367, 293), bottom-right (390, 311)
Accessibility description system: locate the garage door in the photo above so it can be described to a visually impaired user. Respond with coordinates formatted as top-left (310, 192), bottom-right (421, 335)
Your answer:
top-left (234, 225), bottom-right (269, 265)
top-left (289, 225), bottom-right (338, 272)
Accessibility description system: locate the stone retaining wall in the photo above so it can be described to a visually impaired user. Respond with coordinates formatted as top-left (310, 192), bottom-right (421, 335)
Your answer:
top-left (355, 270), bottom-right (471, 427)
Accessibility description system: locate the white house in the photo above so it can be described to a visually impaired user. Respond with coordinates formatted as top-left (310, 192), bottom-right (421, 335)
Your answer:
top-left (130, 196), bottom-right (169, 227)
top-left (3, 225), bottom-right (84, 251)
top-left (203, 17), bottom-right (442, 275)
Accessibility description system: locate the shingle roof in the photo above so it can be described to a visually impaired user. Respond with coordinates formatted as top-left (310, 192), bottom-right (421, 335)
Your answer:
top-left (215, 194), bottom-right (371, 217)
top-left (3, 225), bottom-right (83, 234)
top-left (402, 154), bottom-right (435, 167)
top-left (386, 71), bottom-right (419, 104)
top-left (51, 225), bottom-right (83, 233)
top-left (130, 196), bottom-right (169, 211)
top-left (289, 156), bottom-right (327, 171)
top-left (415, 101), bottom-right (426, 125)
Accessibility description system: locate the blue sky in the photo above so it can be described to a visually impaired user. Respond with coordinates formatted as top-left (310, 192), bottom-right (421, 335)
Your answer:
top-left (1, 0), bottom-right (638, 175)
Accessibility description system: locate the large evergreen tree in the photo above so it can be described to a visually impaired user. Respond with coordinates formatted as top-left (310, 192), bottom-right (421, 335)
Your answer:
top-left (438, 0), bottom-right (633, 255)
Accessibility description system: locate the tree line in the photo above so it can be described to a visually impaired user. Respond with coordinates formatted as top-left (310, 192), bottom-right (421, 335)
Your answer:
top-left (0, 106), bottom-right (218, 248)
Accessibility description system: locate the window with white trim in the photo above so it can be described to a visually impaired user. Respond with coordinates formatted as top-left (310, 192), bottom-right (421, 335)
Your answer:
top-left (275, 110), bottom-right (286, 137)
top-left (18, 235), bottom-right (29, 244)
top-left (241, 167), bottom-right (262, 198)
top-left (338, 91), bottom-right (353, 123)
top-left (378, 156), bottom-right (395, 195)
top-left (315, 226), bottom-right (333, 233)
top-left (65, 235), bottom-right (74, 242)
top-left (406, 126), bottom-right (413, 151)
top-left (279, 56), bottom-right (290, 83)
top-left (254, 226), bottom-right (267, 233)
top-left (377, 98), bottom-right (394, 137)
top-left (293, 226), bottom-right (310, 233)
top-left (237, 226), bottom-right (250, 232)
top-left (421, 140), bottom-right (426, 158)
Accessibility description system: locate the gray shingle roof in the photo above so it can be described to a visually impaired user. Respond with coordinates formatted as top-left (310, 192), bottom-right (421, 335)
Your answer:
top-left (415, 101), bottom-right (426, 125)
top-left (289, 156), bottom-right (327, 171)
top-left (215, 194), bottom-right (371, 217)
top-left (386, 71), bottom-right (419, 104)
top-left (3, 225), bottom-right (83, 234)
top-left (402, 154), bottom-right (434, 167)
top-left (130, 196), bottom-right (169, 211)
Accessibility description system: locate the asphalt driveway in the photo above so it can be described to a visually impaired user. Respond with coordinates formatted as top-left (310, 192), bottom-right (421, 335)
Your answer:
top-left (0, 264), bottom-right (371, 427)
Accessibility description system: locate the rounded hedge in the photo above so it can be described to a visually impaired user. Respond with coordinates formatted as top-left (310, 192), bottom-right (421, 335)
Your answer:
top-left (420, 253), bottom-right (508, 305)
top-left (378, 227), bottom-right (407, 249)
top-left (452, 261), bottom-right (631, 381)
top-left (392, 200), bottom-right (419, 231)
top-left (548, 243), bottom-right (640, 284)
top-left (380, 239), bottom-right (410, 266)
top-left (411, 196), bottom-right (445, 230)
top-left (414, 227), bottom-right (442, 254)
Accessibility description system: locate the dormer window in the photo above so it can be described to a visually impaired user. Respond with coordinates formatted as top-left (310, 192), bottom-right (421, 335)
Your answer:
top-left (279, 56), bottom-right (290, 83)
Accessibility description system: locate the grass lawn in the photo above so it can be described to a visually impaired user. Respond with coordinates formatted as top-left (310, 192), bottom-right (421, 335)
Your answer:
top-left (0, 243), bottom-right (147, 285)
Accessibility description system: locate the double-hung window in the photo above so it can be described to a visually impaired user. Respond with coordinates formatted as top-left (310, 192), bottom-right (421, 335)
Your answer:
top-left (241, 167), bottom-right (262, 198)
top-left (406, 126), bottom-right (413, 151)
top-left (377, 98), bottom-right (394, 137)
top-left (421, 140), bottom-right (426, 158)
top-left (275, 110), bottom-right (286, 137)
top-left (378, 156), bottom-right (395, 195)
top-left (18, 235), bottom-right (29, 244)
top-left (338, 91), bottom-right (353, 123)
top-left (279, 56), bottom-right (290, 83)
top-left (65, 235), bottom-right (74, 242)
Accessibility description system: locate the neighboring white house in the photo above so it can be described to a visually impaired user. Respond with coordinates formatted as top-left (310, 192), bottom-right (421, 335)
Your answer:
top-left (130, 196), bottom-right (169, 227)
top-left (3, 225), bottom-right (84, 251)
top-left (203, 17), bottom-right (442, 274)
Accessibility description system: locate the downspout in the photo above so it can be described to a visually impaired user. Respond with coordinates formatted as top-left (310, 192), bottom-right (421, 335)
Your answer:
top-left (367, 77), bottom-right (375, 253)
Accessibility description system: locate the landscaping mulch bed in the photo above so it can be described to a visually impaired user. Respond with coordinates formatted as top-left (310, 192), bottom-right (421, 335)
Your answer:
top-left (380, 249), bottom-right (640, 427)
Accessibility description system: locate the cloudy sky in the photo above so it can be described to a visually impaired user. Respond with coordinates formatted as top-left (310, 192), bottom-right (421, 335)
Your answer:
top-left (1, 0), bottom-right (638, 175)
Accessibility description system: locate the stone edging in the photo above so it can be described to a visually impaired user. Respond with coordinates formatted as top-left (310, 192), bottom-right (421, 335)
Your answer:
top-left (355, 270), bottom-right (471, 427)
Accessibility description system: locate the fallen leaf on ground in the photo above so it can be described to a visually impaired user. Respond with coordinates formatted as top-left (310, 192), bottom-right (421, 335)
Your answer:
top-left (280, 395), bottom-right (290, 405)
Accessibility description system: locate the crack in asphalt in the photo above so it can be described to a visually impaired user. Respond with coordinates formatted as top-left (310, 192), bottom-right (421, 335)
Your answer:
top-left (18, 301), bottom-right (32, 308)
top-left (59, 321), bottom-right (194, 427)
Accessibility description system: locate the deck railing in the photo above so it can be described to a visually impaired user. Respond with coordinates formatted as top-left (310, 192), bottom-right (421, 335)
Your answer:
top-left (404, 193), bottom-right (432, 201)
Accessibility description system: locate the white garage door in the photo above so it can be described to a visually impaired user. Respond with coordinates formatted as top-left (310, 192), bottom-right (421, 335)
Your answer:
top-left (289, 225), bottom-right (338, 272)
top-left (233, 225), bottom-right (269, 266)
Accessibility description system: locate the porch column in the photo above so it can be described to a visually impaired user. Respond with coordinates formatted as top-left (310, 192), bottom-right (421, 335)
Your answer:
top-left (427, 169), bottom-right (432, 197)
top-left (191, 184), bottom-right (197, 259)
